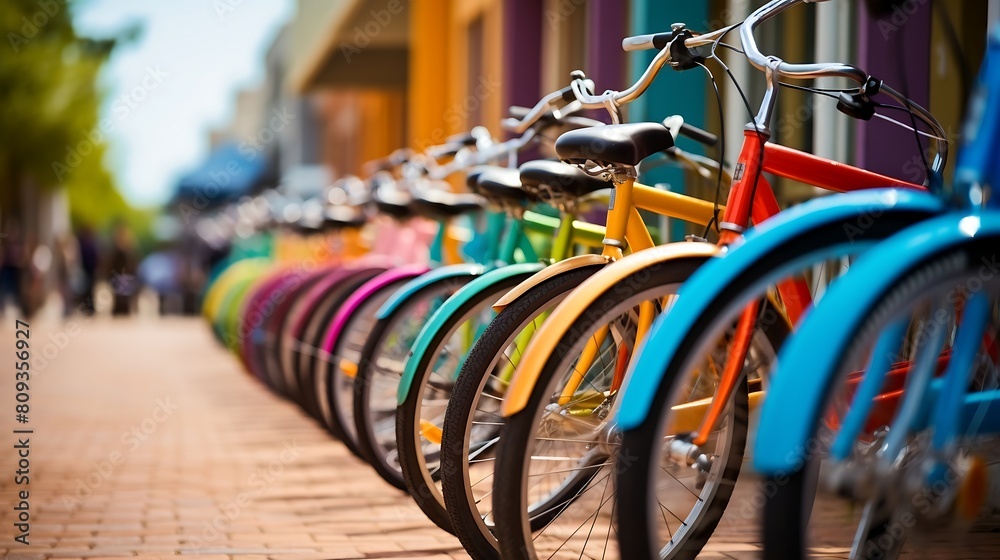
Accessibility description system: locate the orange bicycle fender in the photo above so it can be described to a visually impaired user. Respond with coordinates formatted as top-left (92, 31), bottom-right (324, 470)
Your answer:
top-left (500, 242), bottom-right (719, 416)
top-left (492, 254), bottom-right (610, 312)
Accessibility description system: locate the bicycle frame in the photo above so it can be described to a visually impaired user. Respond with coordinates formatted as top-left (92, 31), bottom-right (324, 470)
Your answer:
top-left (755, 213), bottom-right (1000, 475)
top-left (757, 26), bottom-right (1000, 475)
top-left (500, 130), bottom-right (925, 418)
top-left (684, 133), bottom-right (926, 445)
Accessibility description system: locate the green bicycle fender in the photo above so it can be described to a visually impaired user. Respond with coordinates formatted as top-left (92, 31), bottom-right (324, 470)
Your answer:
top-left (376, 263), bottom-right (485, 320)
top-left (203, 258), bottom-right (270, 321)
top-left (397, 261), bottom-right (546, 404)
top-left (218, 278), bottom-right (258, 351)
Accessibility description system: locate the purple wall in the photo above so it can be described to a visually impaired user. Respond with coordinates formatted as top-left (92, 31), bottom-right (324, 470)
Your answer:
top-left (502, 0), bottom-right (543, 110)
top-left (855, 3), bottom-right (931, 184)
top-left (587, 0), bottom-right (628, 93)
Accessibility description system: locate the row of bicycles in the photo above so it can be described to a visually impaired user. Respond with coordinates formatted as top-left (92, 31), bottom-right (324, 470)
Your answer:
top-left (201, 0), bottom-right (1000, 558)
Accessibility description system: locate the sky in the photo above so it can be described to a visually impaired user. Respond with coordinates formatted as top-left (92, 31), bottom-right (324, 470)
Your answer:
top-left (74, 0), bottom-right (295, 207)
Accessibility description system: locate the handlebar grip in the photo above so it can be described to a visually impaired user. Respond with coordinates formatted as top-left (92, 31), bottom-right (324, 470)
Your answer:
top-left (622, 32), bottom-right (672, 52)
top-left (559, 84), bottom-right (577, 102)
top-left (426, 142), bottom-right (463, 160)
top-left (679, 123), bottom-right (718, 147)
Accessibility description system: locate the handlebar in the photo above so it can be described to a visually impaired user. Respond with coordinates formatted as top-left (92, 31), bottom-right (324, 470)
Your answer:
top-left (620, 25), bottom-right (731, 53)
top-left (740, 0), bottom-right (946, 176)
top-left (615, 0), bottom-right (947, 179)
top-left (502, 73), bottom-right (595, 134)
top-left (661, 115), bottom-right (719, 147)
top-left (741, 0), bottom-right (861, 82)
top-left (622, 32), bottom-right (672, 52)
top-left (506, 105), bottom-right (606, 131)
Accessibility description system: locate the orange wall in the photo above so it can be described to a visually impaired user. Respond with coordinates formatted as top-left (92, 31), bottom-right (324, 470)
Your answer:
top-left (316, 89), bottom-right (404, 177)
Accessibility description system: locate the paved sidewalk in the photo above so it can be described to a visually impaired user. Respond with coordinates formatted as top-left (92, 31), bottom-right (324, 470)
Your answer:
top-left (0, 318), bottom-right (465, 560)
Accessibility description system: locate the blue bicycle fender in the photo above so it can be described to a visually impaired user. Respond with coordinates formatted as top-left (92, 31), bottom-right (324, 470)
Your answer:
top-left (376, 264), bottom-right (485, 320)
top-left (754, 210), bottom-right (1000, 475)
top-left (616, 189), bottom-right (944, 432)
top-left (397, 262), bottom-right (546, 404)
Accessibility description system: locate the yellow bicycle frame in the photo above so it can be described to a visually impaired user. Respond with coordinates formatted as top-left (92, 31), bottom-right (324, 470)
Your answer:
top-left (496, 177), bottom-right (723, 415)
top-left (494, 179), bottom-right (719, 309)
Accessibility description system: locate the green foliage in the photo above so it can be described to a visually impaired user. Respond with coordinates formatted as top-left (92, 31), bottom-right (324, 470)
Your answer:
top-left (0, 0), bottom-right (137, 229)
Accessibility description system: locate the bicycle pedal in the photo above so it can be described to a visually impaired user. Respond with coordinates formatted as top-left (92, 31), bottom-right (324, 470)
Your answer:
top-left (956, 455), bottom-right (988, 520)
top-left (419, 420), bottom-right (443, 445)
top-left (340, 358), bottom-right (358, 378)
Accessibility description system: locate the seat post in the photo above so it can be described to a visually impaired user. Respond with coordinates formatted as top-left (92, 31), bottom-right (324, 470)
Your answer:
top-left (601, 175), bottom-right (636, 260)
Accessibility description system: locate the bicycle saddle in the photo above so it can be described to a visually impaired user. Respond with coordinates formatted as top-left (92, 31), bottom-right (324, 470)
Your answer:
top-left (476, 167), bottom-right (537, 204)
top-left (555, 122), bottom-right (675, 168)
top-left (370, 177), bottom-right (413, 219)
top-left (411, 183), bottom-right (485, 219)
top-left (518, 160), bottom-right (611, 198)
top-left (322, 205), bottom-right (367, 229)
top-left (465, 165), bottom-right (494, 194)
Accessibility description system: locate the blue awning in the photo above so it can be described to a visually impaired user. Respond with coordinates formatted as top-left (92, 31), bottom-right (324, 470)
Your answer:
top-left (172, 142), bottom-right (272, 206)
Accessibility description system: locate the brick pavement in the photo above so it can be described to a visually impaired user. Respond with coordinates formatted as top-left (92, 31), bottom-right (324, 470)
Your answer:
top-left (1, 318), bottom-right (998, 560)
top-left (0, 318), bottom-right (466, 560)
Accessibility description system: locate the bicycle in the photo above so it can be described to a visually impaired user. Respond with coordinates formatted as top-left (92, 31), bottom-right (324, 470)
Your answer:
top-left (348, 100), bottom-right (619, 489)
top-left (487, 3), bottom-right (945, 558)
top-left (398, 107), bottom-right (727, 550)
top-left (238, 188), bottom-right (372, 391)
top-left (753, 21), bottom-right (1000, 560)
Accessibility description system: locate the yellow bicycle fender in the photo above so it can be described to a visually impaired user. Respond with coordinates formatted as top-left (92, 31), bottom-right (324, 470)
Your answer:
top-left (500, 242), bottom-right (720, 417)
top-left (492, 254), bottom-right (610, 312)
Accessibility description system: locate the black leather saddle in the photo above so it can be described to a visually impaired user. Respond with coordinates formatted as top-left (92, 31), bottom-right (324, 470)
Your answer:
top-left (555, 122), bottom-right (675, 167)
top-left (476, 167), bottom-right (536, 204)
top-left (370, 177), bottom-right (413, 220)
top-left (518, 160), bottom-right (611, 198)
top-left (410, 183), bottom-right (485, 219)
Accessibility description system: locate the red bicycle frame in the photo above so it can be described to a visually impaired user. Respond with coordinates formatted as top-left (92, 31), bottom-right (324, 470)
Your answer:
top-left (691, 129), bottom-right (926, 446)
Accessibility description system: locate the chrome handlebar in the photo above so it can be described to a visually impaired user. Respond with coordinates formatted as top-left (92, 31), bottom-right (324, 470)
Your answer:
top-left (740, 0), bottom-right (945, 176)
top-left (609, 0), bottom-right (947, 178)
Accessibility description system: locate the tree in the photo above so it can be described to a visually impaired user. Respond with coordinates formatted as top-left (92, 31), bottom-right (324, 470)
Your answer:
top-left (0, 0), bottom-right (136, 232)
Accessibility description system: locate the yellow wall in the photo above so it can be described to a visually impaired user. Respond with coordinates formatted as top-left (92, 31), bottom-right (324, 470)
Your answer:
top-left (409, 0), bottom-right (453, 150)
top-left (408, 0), bottom-right (503, 152)
top-left (316, 89), bottom-right (404, 177)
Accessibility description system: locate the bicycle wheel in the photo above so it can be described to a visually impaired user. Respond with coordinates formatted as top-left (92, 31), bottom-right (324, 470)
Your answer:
top-left (293, 266), bottom-right (385, 421)
top-left (615, 302), bottom-right (786, 559)
top-left (354, 273), bottom-right (477, 489)
top-left (492, 256), bottom-right (707, 560)
top-left (610, 191), bottom-right (946, 559)
top-left (440, 264), bottom-right (606, 560)
top-left (317, 275), bottom-right (412, 459)
top-left (277, 267), bottom-right (346, 410)
top-left (764, 243), bottom-right (1000, 559)
top-left (397, 270), bottom-right (545, 533)
top-left (268, 268), bottom-right (333, 403)
top-left (235, 271), bottom-right (286, 384)
top-left (244, 271), bottom-right (307, 394)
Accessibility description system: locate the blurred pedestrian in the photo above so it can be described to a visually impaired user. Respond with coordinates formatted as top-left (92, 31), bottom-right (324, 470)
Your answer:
top-left (0, 221), bottom-right (28, 317)
top-left (56, 233), bottom-right (81, 317)
top-left (76, 226), bottom-right (99, 315)
top-left (108, 222), bottom-right (138, 316)
top-left (138, 250), bottom-right (180, 315)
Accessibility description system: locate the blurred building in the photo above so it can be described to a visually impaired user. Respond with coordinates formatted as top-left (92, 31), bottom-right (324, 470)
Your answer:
top-left (166, 0), bottom-right (996, 281)
top-left (276, 0), bottom-right (986, 243)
